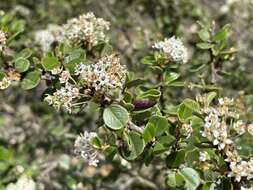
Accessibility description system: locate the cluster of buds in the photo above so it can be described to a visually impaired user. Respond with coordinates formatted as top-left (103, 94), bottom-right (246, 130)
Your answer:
top-left (0, 77), bottom-right (11, 89)
top-left (44, 82), bottom-right (79, 113)
top-left (201, 97), bottom-right (253, 182)
top-left (233, 120), bottom-right (253, 136)
top-left (0, 30), bottom-right (7, 52)
top-left (43, 55), bottom-right (127, 111)
top-left (74, 131), bottom-right (100, 166)
top-left (75, 54), bottom-right (127, 99)
top-left (228, 159), bottom-right (253, 182)
top-left (152, 36), bottom-right (188, 64)
top-left (6, 176), bottom-right (36, 190)
top-left (63, 12), bottom-right (110, 47)
top-left (0, 69), bottom-right (21, 90)
top-left (181, 123), bottom-right (193, 138)
top-left (34, 24), bottom-right (64, 51)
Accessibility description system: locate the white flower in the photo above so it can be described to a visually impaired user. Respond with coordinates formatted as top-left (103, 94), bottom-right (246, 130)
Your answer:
top-left (0, 77), bottom-right (11, 89)
top-left (234, 120), bottom-right (246, 135)
top-left (75, 54), bottom-right (127, 97)
top-left (34, 30), bottom-right (55, 51)
top-left (59, 70), bottom-right (71, 83)
top-left (44, 83), bottom-right (79, 113)
top-left (6, 176), bottom-right (36, 190)
top-left (0, 30), bottom-right (7, 52)
top-left (181, 123), bottom-right (192, 138)
top-left (152, 36), bottom-right (188, 63)
top-left (199, 152), bottom-right (207, 162)
top-left (74, 131), bottom-right (100, 166)
top-left (63, 12), bottom-right (110, 47)
top-left (247, 123), bottom-right (253, 136)
top-left (34, 24), bottom-right (64, 51)
top-left (51, 67), bottom-right (62, 75)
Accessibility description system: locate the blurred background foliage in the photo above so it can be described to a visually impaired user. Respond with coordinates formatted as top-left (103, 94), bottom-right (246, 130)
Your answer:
top-left (0, 0), bottom-right (253, 189)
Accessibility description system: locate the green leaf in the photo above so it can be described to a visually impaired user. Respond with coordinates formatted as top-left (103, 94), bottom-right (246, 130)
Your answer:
top-left (103, 104), bottom-right (129, 130)
top-left (197, 42), bottom-right (213, 49)
top-left (138, 89), bottom-right (161, 99)
top-left (148, 115), bottom-right (169, 137)
top-left (126, 131), bottom-right (145, 160)
top-left (177, 99), bottom-right (200, 122)
top-left (157, 135), bottom-right (175, 146)
top-left (198, 28), bottom-right (210, 42)
top-left (41, 56), bottom-right (60, 71)
top-left (141, 55), bottom-right (156, 65)
top-left (21, 70), bottom-right (41, 90)
top-left (164, 72), bottom-right (180, 84)
top-left (177, 104), bottom-right (193, 123)
top-left (0, 72), bottom-right (6, 80)
top-left (125, 78), bottom-right (146, 88)
top-left (15, 57), bottom-right (30, 73)
top-left (207, 92), bottom-right (217, 105)
top-left (104, 146), bottom-right (117, 161)
top-left (14, 48), bottom-right (32, 60)
top-left (0, 146), bottom-right (13, 161)
top-left (166, 150), bottom-right (186, 168)
top-left (213, 25), bottom-right (230, 42)
top-left (179, 168), bottom-right (201, 190)
top-left (90, 136), bottom-right (103, 149)
top-left (166, 172), bottom-right (185, 188)
top-left (143, 123), bottom-right (155, 143)
top-left (153, 142), bottom-right (166, 154)
top-left (190, 63), bottom-right (206, 73)
top-left (185, 149), bottom-right (200, 167)
top-left (182, 99), bottom-right (200, 113)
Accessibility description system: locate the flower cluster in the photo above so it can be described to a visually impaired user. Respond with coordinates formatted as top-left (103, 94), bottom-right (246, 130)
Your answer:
top-left (34, 24), bottom-right (64, 51)
top-left (75, 54), bottom-right (127, 98)
top-left (44, 82), bottom-right (79, 113)
top-left (0, 77), bottom-right (11, 89)
top-left (228, 159), bottom-right (253, 182)
top-left (0, 30), bottom-right (7, 52)
top-left (63, 12), bottom-right (110, 47)
top-left (74, 131), bottom-right (100, 166)
top-left (201, 97), bottom-right (253, 182)
top-left (233, 120), bottom-right (253, 136)
top-left (152, 36), bottom-right (188, 63)
top-left (6, 176), bottom-right (36, 190)
top-left (0, 69), bottom-right (21, 90)
top-left (181, 123), bottom-right (192, 138)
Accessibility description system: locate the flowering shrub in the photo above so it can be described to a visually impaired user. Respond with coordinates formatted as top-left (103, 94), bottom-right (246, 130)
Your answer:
top-left (1, 1), bottom-right (253, 190)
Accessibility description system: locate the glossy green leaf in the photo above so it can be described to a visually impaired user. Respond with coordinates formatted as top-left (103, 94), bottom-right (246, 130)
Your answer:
top-left (90, 136), bottom-right (103, 149)
top-left (166, 150), bottom-right (185, 168)
top-left (15, 57), bottom-right (30, 73)
top-left (126, 131), bottom-right (145, 160)
top-left (166, 172), bottom-right (185, 188)
top-left (198, 28), bottom-right (210, 41)
top-left (148, 115), bottom-right (169, 137)
top-left (143, 123), bottom-right (155, 143)
top-left (141, 55), bottom-right (156, 65)
top-left (103, 104), bottom-right (129, 130)
top-left (41, 56), bottom-right (60, 71)
top-left (177, 104), bottom-right (193, 123)
top-left (207, 91), bottom-right (217, 105)
top-left (139, 89), bottom-right (161, 99)
top-left (179, 167), bottom-right (201, 190)
top-left (164, 72), bottom-right (180, 84)
top-left (197, 42), bottom-right (213, 49)
top-left (21, 70), bottom-right (41, 90)
top-left (182, 99), bottom-right (200, 113)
